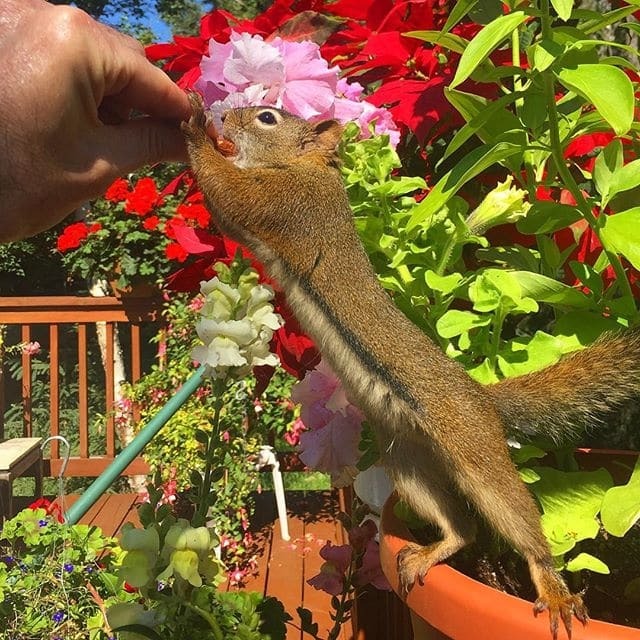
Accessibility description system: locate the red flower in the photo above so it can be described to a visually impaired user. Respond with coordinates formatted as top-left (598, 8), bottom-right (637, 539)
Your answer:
top-left (125, 177), bottom-right (160, 216)
top-left (177, 202), bottom-right (211, 228)
top-left (57, 221), bottom-right (97, 252)
top-left (165, 242), bottom-right (189, 262)
top-left (28, 497), bottom-right (64, 523)
top-left (104, 177), bottom-right (131, 202)
top-left (143, 215), bottom-right (160, 231)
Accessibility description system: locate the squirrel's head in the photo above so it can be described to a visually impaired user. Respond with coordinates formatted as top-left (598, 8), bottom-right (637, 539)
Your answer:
top-left (220, 107), bottom-right (343, 169)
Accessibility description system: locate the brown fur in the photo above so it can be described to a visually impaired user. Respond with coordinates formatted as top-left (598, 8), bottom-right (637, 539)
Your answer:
top-left (178, 94), bottom-right (639, 638)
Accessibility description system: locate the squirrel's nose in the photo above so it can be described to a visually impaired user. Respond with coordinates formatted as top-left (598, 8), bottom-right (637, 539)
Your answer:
top-left (220, 111), bottom-right (228, 122)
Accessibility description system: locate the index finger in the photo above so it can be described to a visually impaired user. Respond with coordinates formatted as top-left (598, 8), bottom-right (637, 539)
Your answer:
top-left (107, 46), bottom-right (191, 121)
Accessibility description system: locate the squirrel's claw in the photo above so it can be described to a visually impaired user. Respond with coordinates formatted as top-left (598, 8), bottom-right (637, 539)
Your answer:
top-left (181, 92), bottom-right (210, 147)
top-left (397, 542), bottom-right (433, 597)
top-left (534, 593), bottom-right (588, 640)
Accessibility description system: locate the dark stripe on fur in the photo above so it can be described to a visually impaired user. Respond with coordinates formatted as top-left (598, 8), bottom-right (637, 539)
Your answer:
top-left (291, 269), bottom-right (421, 412)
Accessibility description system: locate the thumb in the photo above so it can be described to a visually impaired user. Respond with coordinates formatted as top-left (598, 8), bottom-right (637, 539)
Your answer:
top-left (100, 118), bottom-right (188, 174)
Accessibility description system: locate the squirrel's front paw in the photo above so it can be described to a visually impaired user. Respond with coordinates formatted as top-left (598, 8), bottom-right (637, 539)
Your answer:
top-left (181, 92), bottom-right (209, 143)
top-left (534, 593), bottom-right (588, 640)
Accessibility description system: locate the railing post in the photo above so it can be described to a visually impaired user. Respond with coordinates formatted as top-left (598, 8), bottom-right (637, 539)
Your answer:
top-left (65, 364), bottom-right (208, 524)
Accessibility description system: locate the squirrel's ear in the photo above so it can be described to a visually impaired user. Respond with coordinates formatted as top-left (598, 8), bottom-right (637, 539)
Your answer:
top-left (312, 119), bottom-right (343, 153)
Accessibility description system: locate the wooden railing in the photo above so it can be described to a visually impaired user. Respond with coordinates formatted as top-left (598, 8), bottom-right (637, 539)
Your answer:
top-left (0, 296), bottom-right (163, 477)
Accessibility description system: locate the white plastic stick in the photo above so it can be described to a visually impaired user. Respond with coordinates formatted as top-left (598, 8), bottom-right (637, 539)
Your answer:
top-left (257, 445), bottom-right (290, 541)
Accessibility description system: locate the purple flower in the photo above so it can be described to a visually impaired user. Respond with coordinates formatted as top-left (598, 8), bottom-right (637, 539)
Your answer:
top-left (63, 562), bottom-right (74, 573)
top-left (84, 564), bottom-right (95, 574)
top-left (52, 610), bottom-right (65, 624)
top-left (38, 519), bottom-right (48, 527)
top-left (1, 555), bottom-right (14, 566)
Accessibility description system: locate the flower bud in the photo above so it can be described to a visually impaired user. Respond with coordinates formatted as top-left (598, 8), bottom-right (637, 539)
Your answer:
top-left (465, 175), bottom-right (531, 235)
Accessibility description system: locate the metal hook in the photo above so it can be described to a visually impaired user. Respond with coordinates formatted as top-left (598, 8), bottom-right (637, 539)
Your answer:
top-left (41, 436), bottom-right (71, 523)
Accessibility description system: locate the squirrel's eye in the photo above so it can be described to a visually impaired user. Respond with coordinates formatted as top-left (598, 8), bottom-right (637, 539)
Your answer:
top-left (257, 111), bottom-right (277, 125)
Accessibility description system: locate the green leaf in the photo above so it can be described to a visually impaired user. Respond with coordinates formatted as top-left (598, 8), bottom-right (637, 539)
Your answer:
top-left (444, 89), bottom-right (522, 157)
top-left (553, 311), bottom-right (624, 351)
top-left (593, 139), bottom-right (623, 201)
top-left (425, 270), bottom-right (463, 294)
top-left (519, 467), bottom-right (542, 484)
top-left (498, 332), bottom-right (565, 378)
top-left (407, 140), bottom-right (522, 230)
top-left (406, 30), bottom-right (468, 54)
top-left (439, 0), bottom-right (479, 34)
top-left (530, 39), bottom-right (566, 73)
top-left (551, 0), bottom-right (574, 21)
top-left (510, 271), bottom-right (592, 308)
top-left (436, 310), bottom-right (491, 338)
top-left (470, 270), bottom-right (538, 314)
top-left (511, 444), bottom-right (547, 465)
top-left (600, 207), bottom-right (640, 271)
top-left (111, 625), bottom-right (164, 640)
top-left (556, 64), bottom-right (634, 135)
top-left (516, 201), bottom-right (581, 234)
top-left (531, 467), bottom-right (613, 556)
top-left (607, 159), bottom-right (640, 203)
top-left (565, 552), bottom-right (610, 574)
top-left (600, 456), bottom-right (640, 537)
top-left (450, 12), bottom-right (528, 89)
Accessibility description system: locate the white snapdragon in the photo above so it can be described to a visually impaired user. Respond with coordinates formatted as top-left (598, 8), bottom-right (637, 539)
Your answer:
top-left (192, 263), bottom-right (283, 379)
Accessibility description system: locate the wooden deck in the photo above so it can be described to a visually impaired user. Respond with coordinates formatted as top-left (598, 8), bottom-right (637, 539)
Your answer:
top-left (13, 490), bottom-right (353, 639)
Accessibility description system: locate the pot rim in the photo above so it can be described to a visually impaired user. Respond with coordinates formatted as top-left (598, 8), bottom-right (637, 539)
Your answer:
top-left (379, 492), bottom-right (640, 640)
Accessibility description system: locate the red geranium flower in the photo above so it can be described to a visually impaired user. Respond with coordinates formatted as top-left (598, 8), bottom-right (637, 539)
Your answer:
top-left (28, 497), bottom-right (64, 523)
top-left (125, 177), bottom-right (161, 216)
top-left (165, 242), bottom-right (189, 262)
top-left (143, 215), bottom-right (160, 231)
top-left (177, 202), bottom-right (211, 229)
top-left (57, 221), bottom-right (99, 252)
top-left (104, 177), bottom-right (131, 203)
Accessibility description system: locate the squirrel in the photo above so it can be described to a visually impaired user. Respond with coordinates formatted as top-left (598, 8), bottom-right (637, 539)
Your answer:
top-left (182, 92), bottom-right (640, 639)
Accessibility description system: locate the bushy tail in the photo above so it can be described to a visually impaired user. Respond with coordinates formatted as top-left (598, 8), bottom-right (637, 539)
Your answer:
top-left (488, 328), bottom-right (640, 441)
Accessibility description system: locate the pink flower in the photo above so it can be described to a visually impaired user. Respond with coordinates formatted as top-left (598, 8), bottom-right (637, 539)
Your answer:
top-left (354, 539), bottom-right (391, 591)
top-left (276, 39), bottom-right (337, 120)
top-left (298, 406), bottom-right (363, 482)
top-left (334, 79), bottom-right (400, 147)
top-left (284, 417), bottom-right (305, 447)
top-left (196, 31), bottom-right (339, 123)
top-left (292, 360), bottom-right (364, 485)
top-left (307, 542), bottom-right (352, 596)
top-left (291, 360), bottom-right (359, 429)
top-left (22, 341), bottom-right (41, 356)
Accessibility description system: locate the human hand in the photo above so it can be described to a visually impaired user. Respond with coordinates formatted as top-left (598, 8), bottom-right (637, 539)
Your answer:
top-left (0, 0), bottom-right (191, 242)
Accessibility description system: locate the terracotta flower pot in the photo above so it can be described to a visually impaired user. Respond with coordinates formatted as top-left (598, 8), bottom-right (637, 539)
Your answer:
top-left (379, 492), bottom-right (640, 640)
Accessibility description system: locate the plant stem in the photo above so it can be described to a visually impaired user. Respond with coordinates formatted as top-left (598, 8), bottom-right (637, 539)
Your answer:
top-left (194, 377), bottom-right (227, 526)
top-left (488, 307), bottom-right (506, 374)
top-left (539, 0), bottom-right (635, 311)
top-left (184, 602), bottom-right (224, 640)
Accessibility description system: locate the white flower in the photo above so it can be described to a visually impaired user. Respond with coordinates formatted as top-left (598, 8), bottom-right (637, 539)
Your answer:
top-left (192, 266), bottom-right (283, 379)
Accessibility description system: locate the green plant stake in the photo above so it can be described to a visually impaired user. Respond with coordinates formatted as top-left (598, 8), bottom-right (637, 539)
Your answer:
top-left (64, 364), bottom-right (208, 525)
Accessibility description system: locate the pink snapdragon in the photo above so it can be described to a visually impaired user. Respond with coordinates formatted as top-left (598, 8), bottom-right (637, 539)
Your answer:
top-left (291, 360), bottom-right (364, 486)
top-left (307, 542), bottom-right (352, 596)
top-left (195, 31), bottom-right (399, 145)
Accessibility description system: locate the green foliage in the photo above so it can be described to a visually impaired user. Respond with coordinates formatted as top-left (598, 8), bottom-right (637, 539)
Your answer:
top-left (0, 506), bottom-right (130, 639)
top-left (342, 0), bottom-right (640, 603)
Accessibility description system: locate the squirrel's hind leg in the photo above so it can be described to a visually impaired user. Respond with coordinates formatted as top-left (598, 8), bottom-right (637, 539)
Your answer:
top-left (386, 443), bottom-right (476, 595)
